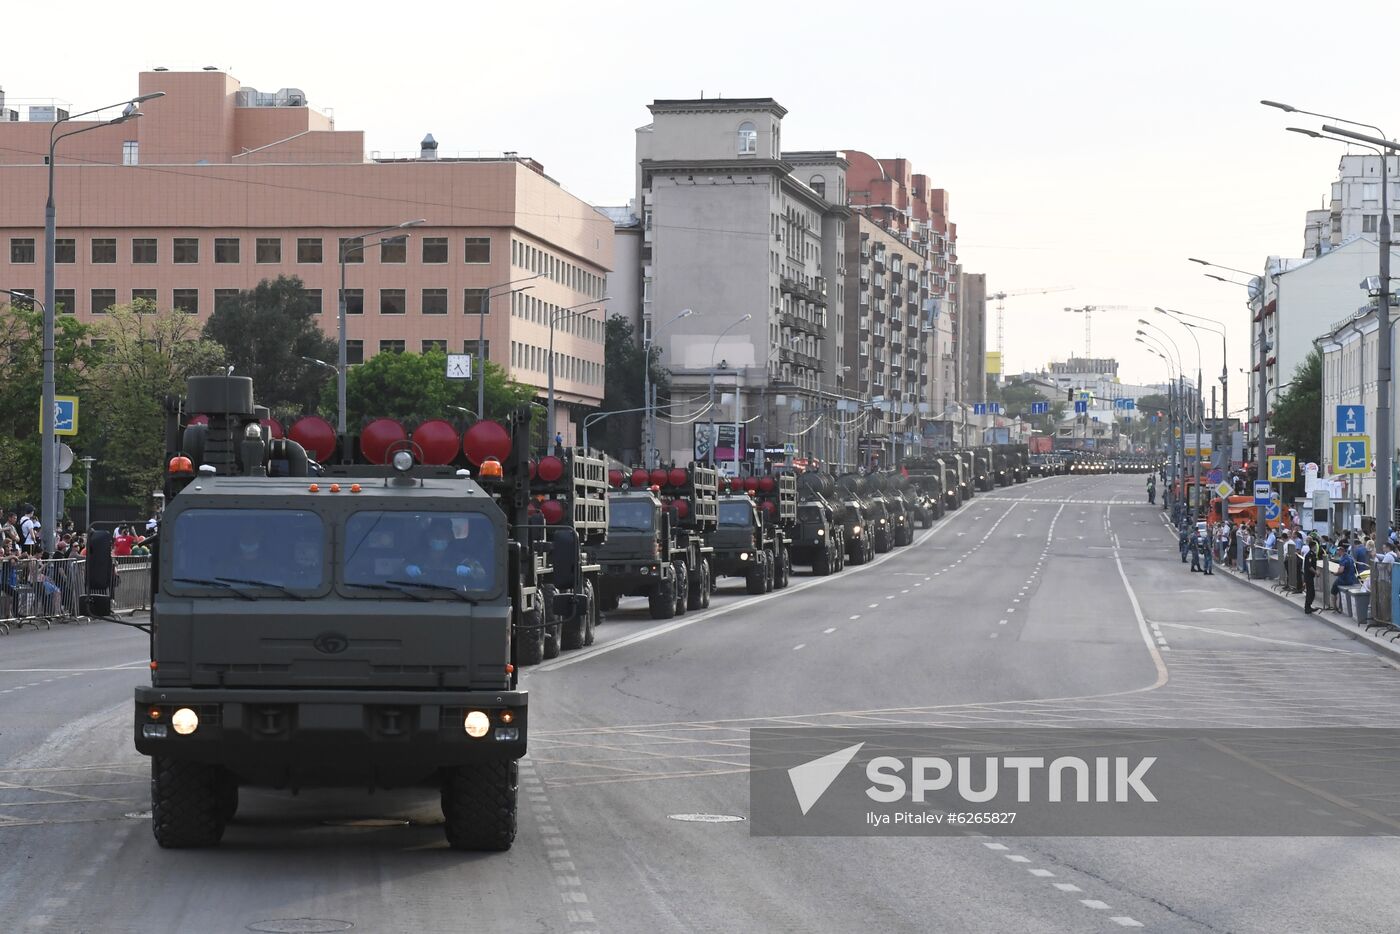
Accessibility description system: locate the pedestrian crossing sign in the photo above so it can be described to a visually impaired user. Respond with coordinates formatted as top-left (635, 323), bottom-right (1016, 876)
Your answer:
top-left (1267, 455), bottom-right (1295, 483)
top-left (1332, 435), bottom-right (1370, 475)
top-left (41, 396), bottom-right (79, 436)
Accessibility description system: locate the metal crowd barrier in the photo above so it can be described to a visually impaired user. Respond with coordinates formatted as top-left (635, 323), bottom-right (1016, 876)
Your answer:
top-left (1371, 562), bottom-right (1393, 626)
top-left (1, 555), bottom-right (151, 633)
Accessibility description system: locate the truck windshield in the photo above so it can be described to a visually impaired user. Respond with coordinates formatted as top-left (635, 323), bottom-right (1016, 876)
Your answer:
top-left (608, 499), bottom-right (654, 532)
top-left (798, 505), bottom-right (823, 523)
top-left (170, 509), bottom-right (326, 594)
top-left (717, 501), bottom-right (753, 527)
top-left (343, 511), bottom-right (498, 596)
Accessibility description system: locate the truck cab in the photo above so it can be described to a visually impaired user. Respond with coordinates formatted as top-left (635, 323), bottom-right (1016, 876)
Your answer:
top-left (789, 498), bottom-right (844, 575)
top-left (594, 491), bottom-right (689, 619)
top-left (710, 495), bottom-right (775, 594)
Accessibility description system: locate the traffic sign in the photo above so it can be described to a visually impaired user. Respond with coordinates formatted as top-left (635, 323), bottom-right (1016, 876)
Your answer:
top-left (783, 442), bottom-right (797, 456)
top-left (1267, 455), bottom-right (1295, 483)
top-left (57, 443), bottom-right (74, 473)
top-left (1253, 480), bottom-right (1271, 506)
top-left (1336, 405), bottom-right (1365, 435)
top-left (1216, 481), bottom-right (1233, 498)
top-left (1263, 500), bottom-right (1282, 522)
top-left (973, 403), bottom-right (988, 415)
top-left (1333, 435), bottom-right (1370, 474)
top-left (1030, 401), bottom-right (1050, 415)
top-left (989, 402), bottom-right (1002, 414)
top-left (1207, 468), bottom-right (1223, 484)
top-left (1185, 434), bottom-right (1197, 457)
top-left (1074, 400), bottom-right (1088, 414)
top-left (43, 396), bottom-right (79, 436)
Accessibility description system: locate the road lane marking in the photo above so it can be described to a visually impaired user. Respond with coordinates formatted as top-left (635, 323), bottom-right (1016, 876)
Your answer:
top-left (1081, 899), bottom-right (1110, 909)
top-left (793, 644), bottom-right (806, 651)
top-left (823, 628), bottom-right (836, 634)
top-left (1028, 869), bottom-right (1055, 877)
top-left (1005, 854), bottom-right (1030, 863)
top-left (849, 615), bottom-right (861, 620)
top-left (1053, 883), bottom-right (1082, 892)
top-left (1111, 918), bottom-right (1144, 928)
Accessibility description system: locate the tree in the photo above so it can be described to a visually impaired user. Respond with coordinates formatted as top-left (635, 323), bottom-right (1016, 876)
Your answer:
top-left (201, 276), bottom-right (337, 414)
top-left (599, 314), bottom-right (670, 458)
top-left (333, 349), bottom-right (535, 428)
top-left (88, 302), bottom-right (227, 506)
top-left (1272, 349), bottom-right (1322, 498)
top-left (0, 300), bottom-right (99, 515)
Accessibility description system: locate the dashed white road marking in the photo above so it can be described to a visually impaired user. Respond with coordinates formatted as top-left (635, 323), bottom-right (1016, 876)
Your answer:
top-left (823, 628), bottom-right (836, 635)
top-left (849, 615), bottom-right (861, 621)
top-left (1028, 868), bottom-right (1055, 877)
top-left (1053, 883), bottom-right (1082, 893)
top-left (1005, 854), bottom-right (1031, 863)
top-left (1111, 918), bottom-right (1144, 928)
top-left (792, 644), bottom-right (806, 651)
top-left (1081, 899), bottom-right (1110, 910)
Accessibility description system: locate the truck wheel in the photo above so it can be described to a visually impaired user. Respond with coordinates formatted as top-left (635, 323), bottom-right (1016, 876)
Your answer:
top-left (777, 549), bottom-right (791, 588)
top-left (814, 551), bottom-right (832, 576)
top-left (762, 552), bottom-right (775, 592)
top-left (151, 757), bottom-right (227, 848)
top-left (687, 560), bottom-right (706, 610)
top-left (672, 561), bottom-right (688, 616)
top-left (441, 759), bottom-right (518, 851)
top-left (541, 585), bottom-right (561, 660)
top-left (516, 606), bottom-right (545, 667)
top-left (584, 580), bottom-right (599, 646)
top-left (699, 560), bottom-right (712, 608)
top-left (745, 560), bottom-right (766, 595)
top-left (561, 582), bottom-right (589, 651)
top-left (648, 578), bottom-right (677, 619)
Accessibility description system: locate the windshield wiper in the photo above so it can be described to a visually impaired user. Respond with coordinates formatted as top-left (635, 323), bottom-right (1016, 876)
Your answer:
top-left (215, 576), bottom-right (306, 601)
top-left (171, 576), bottom-right (257, 601)
top-left (345, 581), bottom-right (429, 602)
top-left (385, 579), bottom-right (475, 603)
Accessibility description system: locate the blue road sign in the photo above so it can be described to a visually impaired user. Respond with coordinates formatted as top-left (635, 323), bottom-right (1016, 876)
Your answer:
top-left (1208, 468), bottom-right (1223, 485)
top-left (990, 402), bottom-right (1002, 414)
top-left (1124, 399), bottom-right (1136, 410)
top-left (1333, 435), bottom-right (1370, 474)
top-left (1336, 405), bottom-right (1365, 435)
top-left (972, 403), bottom-right (988, 415)
top-left (1264, 500), bottom-right (1281, 522)
top-left (1030, 401), bottom-right (1049, 415)
top-left (1253, 480), bottom-right (1271, 506)
top-left (1074, 400), bottom-right (1088, 414)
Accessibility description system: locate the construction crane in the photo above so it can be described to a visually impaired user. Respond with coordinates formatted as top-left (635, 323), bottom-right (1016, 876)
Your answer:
top-left (1063, 304), bottom-right (1135, 358)
top-left (988, 286), bottom-right (1074, 356)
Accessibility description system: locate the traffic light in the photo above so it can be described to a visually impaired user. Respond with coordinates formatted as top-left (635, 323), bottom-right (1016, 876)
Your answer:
top-left (1067, 389), bottom-right (1075, 402)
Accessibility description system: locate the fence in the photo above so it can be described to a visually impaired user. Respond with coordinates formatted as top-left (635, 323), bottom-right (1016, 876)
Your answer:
top-left (1, 555), bottom-right (150, 633)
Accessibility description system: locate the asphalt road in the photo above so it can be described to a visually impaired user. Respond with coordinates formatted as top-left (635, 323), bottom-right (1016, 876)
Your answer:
top-left (3, 473), bottom-right (1399, 933)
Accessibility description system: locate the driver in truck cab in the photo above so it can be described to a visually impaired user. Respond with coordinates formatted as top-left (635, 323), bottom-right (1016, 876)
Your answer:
top-left (402, 518), bottom-right (490, 587)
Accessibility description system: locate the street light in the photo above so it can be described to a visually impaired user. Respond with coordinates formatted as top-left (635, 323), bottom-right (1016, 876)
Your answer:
top-left (1137, 339), bottom-right (1182, 486)
top-left (707, 314), bottom-right (753, 468)
top-left (547, 297), bottom-right (610, 447)
top-left (643, 308), bottom-right (695, 467)
top-left (39, 91), bottom-right (164, 551)
top-left (1266, 100), bottom-right (1396, 540)
top-left (474, 275), bottom-right (541, 421)
top-left (340, 221), bottom-right (425, 439)
top-left (447, 404), bottom-right (480, 421)
top-left (300, 355), bottom-right (337, 376)
top-left (1190, 255), bottom-right (1273, 471)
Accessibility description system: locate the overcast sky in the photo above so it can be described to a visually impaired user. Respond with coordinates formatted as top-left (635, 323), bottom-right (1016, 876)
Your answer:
top-left (5, 0), bottom-right (1394, 408)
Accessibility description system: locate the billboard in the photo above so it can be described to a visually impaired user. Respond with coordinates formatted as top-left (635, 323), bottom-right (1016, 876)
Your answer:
top-left (694, 423), bottom-right (748, 464)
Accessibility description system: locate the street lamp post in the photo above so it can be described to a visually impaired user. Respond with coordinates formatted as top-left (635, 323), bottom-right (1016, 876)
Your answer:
top-left (547, 297), bottom-right (610, 448)
top-left (1146, 316), bottom-right (1204, 503)
top-left (706, 314), bottom-right (753, 468)
top-left (1158, 307), bottom-right (1229, 465)
top-left (79, 455), bottom-right (95, 532)
top-left (474, 276), bottom-right (541, 422)
top-left (643, 308), bottom-right (694, 467)
top-left (40, 91), bottom-right (164, 551)
top-left (338, 220), bottom-right (425, 440)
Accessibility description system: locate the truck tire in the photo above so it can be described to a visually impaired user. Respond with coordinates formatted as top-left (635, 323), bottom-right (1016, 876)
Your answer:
top-left (672, 561), bottom-right (688, 616)
top-left (699, 560), bottom-right (712, 608)
top-left (151, 757), bottom-right (227, 848)
top-left (814, 550), bottom-right (832, 576)
top-left (776, 548), bottom-right (790, 588)
top-left (541, 584), bottom-right (561, 660)
top-left (584, 580), bottom-right (599, 646)
top-left (762, 552), bottom-right (775, 592)
top-left (648, 578), bottom-right (677, 619)
top-left (745, 560), bottom-right (766, 595)
top-left (441, 759), bottom-right (518, 851)
top-left (561, 581), bottom-right (589, 651)
top-left (687, 560), bottom-right (706, 610)
top-left (516, 606), bottom-right (545, 667)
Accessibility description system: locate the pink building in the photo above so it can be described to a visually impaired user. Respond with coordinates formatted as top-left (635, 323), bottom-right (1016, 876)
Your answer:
top-left (0, 70), bottom-right (612, 439)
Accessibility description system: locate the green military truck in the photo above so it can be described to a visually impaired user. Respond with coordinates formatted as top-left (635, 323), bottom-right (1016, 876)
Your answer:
top-left (710, 473), bottom-right (796, 594)
top-left (790, 472), bottom-right (846, 576)
top-left (86, 376), bottom-right (535, 852)
top-left (595, 465), bottom-right (717, 619)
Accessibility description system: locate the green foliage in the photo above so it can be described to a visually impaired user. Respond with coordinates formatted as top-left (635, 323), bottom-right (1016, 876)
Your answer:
top-left (201, 276), bottom-right (337, 414)
top-left (88, 303), bottom-right (226, 506)
top-left (333, 349), bottom-right (536, 427)
top-left (0, 302), bottom-right (99, 513)
top-left (1272, 349), bottom-right (1322, 496)
top-left (599, 315), bottom-right (669, 456)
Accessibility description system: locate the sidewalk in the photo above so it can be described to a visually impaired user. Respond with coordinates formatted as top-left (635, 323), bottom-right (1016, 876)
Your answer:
top-left (1215, 560), bottom-right (1400, 663)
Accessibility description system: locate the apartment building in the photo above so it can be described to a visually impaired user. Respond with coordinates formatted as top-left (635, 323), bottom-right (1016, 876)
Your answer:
top-left (1305, 155), bottom-right (1400, 255)
top-left (0, 69), bottom-right (611, 439)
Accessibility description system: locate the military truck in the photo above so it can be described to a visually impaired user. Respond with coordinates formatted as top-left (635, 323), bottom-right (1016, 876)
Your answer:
top-left (711, 473), bottom-right (795, 593)
top-left (86, 376), bottom-right (534, 851)
top-left (992, 446), bottom-right (1014, 488)
top-left (951, 451), bottom-right (975, 501)
top-left (972, 446), bottom-right (996, 492)
top-left (526, 448), bottom-right (609, 657)
top-left (838, 474), bottom-right (894, 553)
top-left (902, 457), bottom-right (949, 521)
top-left (869, 474), bottom-right (914, 547)
top-left (595, 465), bottom-right (717, 618)
top-left (790, 472), bottom-right (846, 575)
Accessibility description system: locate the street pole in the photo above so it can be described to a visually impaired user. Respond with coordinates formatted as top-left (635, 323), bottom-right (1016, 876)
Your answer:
top-left (79, 455), bottom-right (95, 531)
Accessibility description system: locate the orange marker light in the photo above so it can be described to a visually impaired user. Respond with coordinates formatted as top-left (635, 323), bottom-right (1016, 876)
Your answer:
top-left (480, 457), bottom-right (504, 479)
top-left (148, 707), bottom-right (162, 720)
top-left (167, 455), bottom-right (193, 474)
top-left (149, 660), bottom-right (158, 670)
top-left (329, 483), bottom-right (341, 493)
top-left (500, 710), bottom-right (515, 724)
top-left (308, 483), bottom-right (320, 492)
top-left (350, 483), bottom-right (362, 493)
top-left (504, 663), bottom-right (515, 674)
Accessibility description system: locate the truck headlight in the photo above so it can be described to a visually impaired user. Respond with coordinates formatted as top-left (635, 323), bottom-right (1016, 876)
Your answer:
top-left (464, 710), bottom-right (491, 738)
top-left (740, 552), bottom-right (749, 561)
top-left (852, 525), bottom-right (862, 535)
top-left (171, 707), bottom-right (199, 736)
top-left (817, 529), bottom-right (825, 536)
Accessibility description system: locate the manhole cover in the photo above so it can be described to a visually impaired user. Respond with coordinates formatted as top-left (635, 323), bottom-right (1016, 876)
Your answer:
top-left (668, 813), bottom-right (745, 823)
top-left (247, 921), bottom-right (354, 934)
top-left (320, 818), bottom-right (411, 828)
top-left (124, 811), bottom-right (152, 820)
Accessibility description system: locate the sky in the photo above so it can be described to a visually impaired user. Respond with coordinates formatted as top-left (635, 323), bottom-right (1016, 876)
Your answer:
top-left (4, 0), bottom-right (1395, 411)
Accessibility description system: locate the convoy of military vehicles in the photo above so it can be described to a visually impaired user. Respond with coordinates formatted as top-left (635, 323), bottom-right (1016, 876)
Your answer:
top-left (82, 375), bottom-right (1063, 854)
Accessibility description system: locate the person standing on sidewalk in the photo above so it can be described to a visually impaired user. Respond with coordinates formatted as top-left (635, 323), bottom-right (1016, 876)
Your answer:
top-left (1200, 524), bottom-right (1214, 575)
top-left (1303, 536), bottom-right (1318, 614)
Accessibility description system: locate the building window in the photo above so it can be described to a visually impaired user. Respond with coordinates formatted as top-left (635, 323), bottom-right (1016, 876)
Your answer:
top-left (738, 121), bottom-right (757, 154)
top-left (422, 339), bottom-right (447, 354)
top-left (132, 239), bottom-right (157, 264)
top-left (339, 288), bottom-right (364, 315)
top-left (4, 290), bottom-right (34, 310)
top-left (214, 238), bottom-right (240, 263)
top-left (304, 288), bottom-right (322, 314)
top-left (422, 237), bottom-right (448, 263)
top-left (422, 288), bottom-right (448, 315)
top-left (809, 174), bottom-right (826, 198)
top-left (464, 288), bottom-right (489, 314)
top-left (379, 288), bottom-right (406, 315)
top-left (54, 239), bottom-right (75, 264)
top-left (214, 289), bottom-right (240, 314)
top-left (255, 237), bottom-right (282, 263)
top-left (469, 339), bottom-right (490, 362)
top-left (297, 238), bottom-right (323, 263)
top-left (1363, 214), bottom-right (1379, 233)
top-left (122, 141), bottom-right (138, 166)
top-left (380, 236), bottom-right (407, 264)
top-left (132, 288), bottom-right (158, 309)
top-left (338, 237), bottom-right (364, 263)
top-left (54, 289), bottom-right (76, 315)
top-left (9, 238), bottom-right (35, 264)
top-left (91, 288), bottom-right (116, 315)
top-left (463, 237), bottom-right (491, 264)
top-left (379, 339), bottom-right (406, 354)
top-left (1363, 182), bottom-right (1380, 201)
top-left (346, 339), bottom-right (364, 365)
top-left (173, 289), bottom-right (199, 315)
top-left (173, 238), bottom-right (200, 264)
